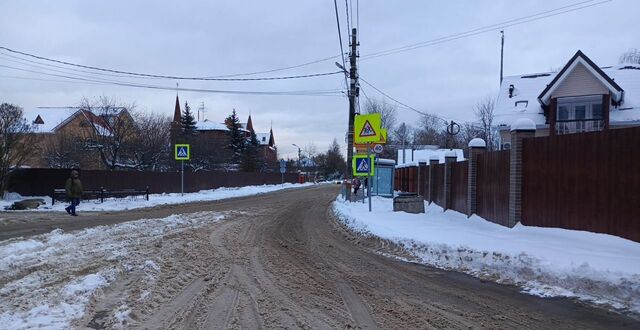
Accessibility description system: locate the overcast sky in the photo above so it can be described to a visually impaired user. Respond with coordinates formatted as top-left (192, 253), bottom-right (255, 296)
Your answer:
top-left (1, 0), bottom-right (637, 158)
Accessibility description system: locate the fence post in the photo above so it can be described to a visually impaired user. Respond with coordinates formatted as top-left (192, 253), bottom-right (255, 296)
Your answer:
top-left (443, 152), bottom-right (457, 211)
top-left (418, 161), bottom-right (427, 197)
top-left (146, 186), bottom-right (149, 201)
top-left (52, 189), bottom-right (55, 206)
top-left (509, 119), bottom-right (536, 227)
top-left (467, 138), bottom-right (486, 217)
top-left (428, 156), bottom-right (439, 204)
top-left (100, 187), bottom-right (104, 203)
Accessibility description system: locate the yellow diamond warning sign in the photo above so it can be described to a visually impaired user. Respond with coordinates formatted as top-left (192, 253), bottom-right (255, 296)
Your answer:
top-left (354, 113), bottom-right (382, 143)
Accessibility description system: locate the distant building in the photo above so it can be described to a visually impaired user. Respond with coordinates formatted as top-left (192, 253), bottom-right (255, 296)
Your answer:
top-left (494, 50), bottom-right (640, 149)
top-left (396, 147), bottom-right (464, 167)
top-left (170, 95), bottom-right (277, 168)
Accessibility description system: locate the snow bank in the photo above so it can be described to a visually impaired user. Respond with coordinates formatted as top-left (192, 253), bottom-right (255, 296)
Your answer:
top-left (0, 182), bottom-right (314, 213)
top-left (333, 197), bottom-right (640, 314)
top-left (0, 211), bottom-right (228, 328)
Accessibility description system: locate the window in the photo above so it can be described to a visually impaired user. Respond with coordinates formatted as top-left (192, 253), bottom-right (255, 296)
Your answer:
top-left (556, 95), bottom-right (604, 135)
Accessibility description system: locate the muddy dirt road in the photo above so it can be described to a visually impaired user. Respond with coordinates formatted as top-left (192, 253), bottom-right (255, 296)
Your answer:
top-left (61, 184), bottom-right (635, 329)
top-left (4, 185), bottom-right (636, 328)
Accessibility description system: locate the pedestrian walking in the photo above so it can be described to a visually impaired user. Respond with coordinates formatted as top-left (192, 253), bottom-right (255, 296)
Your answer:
top-left (353, 177), bottom-right (361, 196)
top-left (64, 169), bottom-right (83, 216)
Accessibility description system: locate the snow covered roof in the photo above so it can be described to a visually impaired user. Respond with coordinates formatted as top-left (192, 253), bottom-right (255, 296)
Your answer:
top-left (495, 55), bottom-right (640, 129)
top-left (396, 148), bottom-right (464, 167)
top-left (256, 133), bottom-right (270, 145)
top-left (23, 107), bottom-right (79, 133)
top-left (195, 119), bottom-right (229, 131)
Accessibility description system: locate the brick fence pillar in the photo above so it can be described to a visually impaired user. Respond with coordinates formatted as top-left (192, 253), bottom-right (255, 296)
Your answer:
top-left (443, 152), bottom-right (457, 211)
top-left (467, 138), bottom-right (486, 217)
top-left (428, 156), bottom-right (439, 204)
top-left (509, 119), bottom-right (536, 227)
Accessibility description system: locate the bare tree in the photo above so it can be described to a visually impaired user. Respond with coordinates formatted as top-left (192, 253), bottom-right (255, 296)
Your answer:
top-left (0, 103), bottom-right (35, 194)
top-left (364, 97), bottom-right (397, 131)
top-left (128, 112), bottom-right (172, 171)
top-left (473, 96), bottom-right (499, 151)
top-left (43, 130), bottom-right (83, 169)
top-left (80, 96), bottom-right (137, 170)
top-left (619, 48), bottom-right (640, 64)
top-left (413, 114), bottom-right (446, 147)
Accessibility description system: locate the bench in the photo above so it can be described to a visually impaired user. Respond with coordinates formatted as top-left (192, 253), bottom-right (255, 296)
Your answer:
top-left (52, 187), bottom-right (149, 205)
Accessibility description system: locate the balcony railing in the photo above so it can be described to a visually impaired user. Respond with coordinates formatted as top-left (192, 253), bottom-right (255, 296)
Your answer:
top-left (556, 119), bottom-right (604, 135)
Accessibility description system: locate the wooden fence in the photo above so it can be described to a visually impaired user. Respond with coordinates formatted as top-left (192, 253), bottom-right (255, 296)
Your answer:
top-left (450, 161), bottom-right (468, 214)
top-left (522, 126), bottom-right (640, 242)
top-left (477, 150), bottom-right (510, 226)
top-left (432, 164), bottom-right (445, 207)
top-left (7, 168), bottom-right (299, 197)
top-left (393, 126), bottom-right (639, 243)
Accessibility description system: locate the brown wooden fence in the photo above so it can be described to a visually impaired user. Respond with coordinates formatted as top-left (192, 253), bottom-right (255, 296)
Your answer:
top-left (433, 164), bottom-right (445, 207)
top-left (477, 150), bottom-right (510, 226)
top-left (450, 161), bottom-right (469, 214)
top-left (522, 127), bottom-right (640, 242)
top-left (7, 168), bottom-right (299, 197)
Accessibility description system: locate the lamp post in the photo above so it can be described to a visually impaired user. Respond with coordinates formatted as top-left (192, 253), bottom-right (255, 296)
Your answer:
top-left (292, 144), bottom-right (301, 172)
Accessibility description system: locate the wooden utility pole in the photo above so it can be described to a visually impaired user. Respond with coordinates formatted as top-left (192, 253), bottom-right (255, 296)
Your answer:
top-left (346, 27), bottom-right (358, 180)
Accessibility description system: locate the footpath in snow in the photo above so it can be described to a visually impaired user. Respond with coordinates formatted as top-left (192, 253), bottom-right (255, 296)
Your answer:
top-left (0, 182), bottom-right (314, 213)
top-left (333, 196), bottom-right (640, 314)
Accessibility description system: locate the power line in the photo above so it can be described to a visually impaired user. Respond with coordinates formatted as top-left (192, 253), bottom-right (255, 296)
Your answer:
top-left (0, 65), bottom-right (344, 96)
top-left (0, 46), bottom-right (342, 81)
top-left (359, 0), bottom-right (610, 61)
top-left (333, 0), bottom-right (349, 91)
top-left (345, 0), bottom-right (351, 31)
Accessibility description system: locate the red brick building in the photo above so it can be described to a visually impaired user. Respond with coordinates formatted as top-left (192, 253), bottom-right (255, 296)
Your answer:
top-left (170, 95), bottom-right (278, 168)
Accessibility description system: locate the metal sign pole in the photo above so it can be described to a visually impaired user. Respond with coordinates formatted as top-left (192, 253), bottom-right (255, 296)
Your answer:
top-left (181, 160), bottom-right (184, 196)
top-left (367, 143), bottom-right (372, 212)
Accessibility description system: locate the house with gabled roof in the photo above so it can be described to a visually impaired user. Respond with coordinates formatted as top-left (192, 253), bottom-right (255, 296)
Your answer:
top-left (494, 50), bottom-right (640, 148)
top-left (21, 106), bottom-right (134, 168)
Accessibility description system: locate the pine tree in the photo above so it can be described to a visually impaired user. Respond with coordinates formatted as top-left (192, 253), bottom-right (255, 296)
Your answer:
top-left (225, 109), bottom-right (246, 165)
top-left (180, 101), bottom-right (197, 136)
top-left (241, 131), bottom-right (261, 172)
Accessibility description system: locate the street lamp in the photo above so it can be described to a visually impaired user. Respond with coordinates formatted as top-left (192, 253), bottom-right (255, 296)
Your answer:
top-left (291, 144), bottom-right (301, 172)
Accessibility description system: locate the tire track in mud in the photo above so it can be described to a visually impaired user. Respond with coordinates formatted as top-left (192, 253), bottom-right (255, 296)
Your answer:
top-left (77, 185), bottom-right (638, 329)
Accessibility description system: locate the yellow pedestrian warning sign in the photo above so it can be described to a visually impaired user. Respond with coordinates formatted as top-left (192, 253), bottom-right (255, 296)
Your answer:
top-left (354, 113), bottom-right (382, 143)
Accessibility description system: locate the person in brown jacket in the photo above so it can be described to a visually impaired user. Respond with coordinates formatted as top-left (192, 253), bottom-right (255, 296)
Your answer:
top-left (64, 170), bottom-right (83, 216)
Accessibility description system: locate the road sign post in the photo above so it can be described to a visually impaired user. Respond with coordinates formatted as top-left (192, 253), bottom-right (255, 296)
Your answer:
top-left (279, 159), bottom-right (286, 185)
top-left (175, 144), bottom-right (190, 196)
top-left (367, 143), bottom-right (372, 212)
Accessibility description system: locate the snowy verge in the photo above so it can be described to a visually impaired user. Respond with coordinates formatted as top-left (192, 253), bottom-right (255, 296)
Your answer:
top-left (332, 196), bottom-right (640, 314)
top-left (0, 211), bottom-right (230, 329)
top-left (0, 182), bottom-right (314, 213)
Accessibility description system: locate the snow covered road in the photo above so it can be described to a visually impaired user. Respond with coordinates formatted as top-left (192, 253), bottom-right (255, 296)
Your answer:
top-left (1, 185), bottom-right (637, 329)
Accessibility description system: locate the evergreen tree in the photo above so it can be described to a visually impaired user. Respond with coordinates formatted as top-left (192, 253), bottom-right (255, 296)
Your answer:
top-left (180, 101), bottom-right (197, 136)
top-left (225, 109), bottom-right (246, 164)
top-left (241, 131), bottom-right (261, 172)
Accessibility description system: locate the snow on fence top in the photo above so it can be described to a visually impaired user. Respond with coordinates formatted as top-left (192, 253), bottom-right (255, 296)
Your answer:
top-left (510, 118), bottom-right (536, 131)
top-left (468, 138), bottom-right (486, 148)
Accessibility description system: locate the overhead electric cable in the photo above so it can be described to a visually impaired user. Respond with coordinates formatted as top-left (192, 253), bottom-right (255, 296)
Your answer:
top-left (0, 65), bottom-right (343, 96)
top-left (333, 0), bottom-right (349, 90)
top-left (360, 0), bottom-right (610, 61)
top-left (0, 46), bottom-right (342, 81)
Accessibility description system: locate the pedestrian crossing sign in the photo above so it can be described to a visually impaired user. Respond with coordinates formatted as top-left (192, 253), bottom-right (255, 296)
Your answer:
top-left (354, 113), bottom-right (382, 143)
top-left (352, 155), bottom-right (375, 177)
top-left (175, 144), bottom-right (190, 160)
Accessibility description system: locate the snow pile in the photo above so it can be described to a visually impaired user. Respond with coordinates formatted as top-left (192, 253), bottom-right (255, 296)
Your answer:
top-left (0, 182), bottom-right (313, 213)
top-left (0, 211), bottom-right (228, 329)
top-left (333, 197), bottom-right (640, 313)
